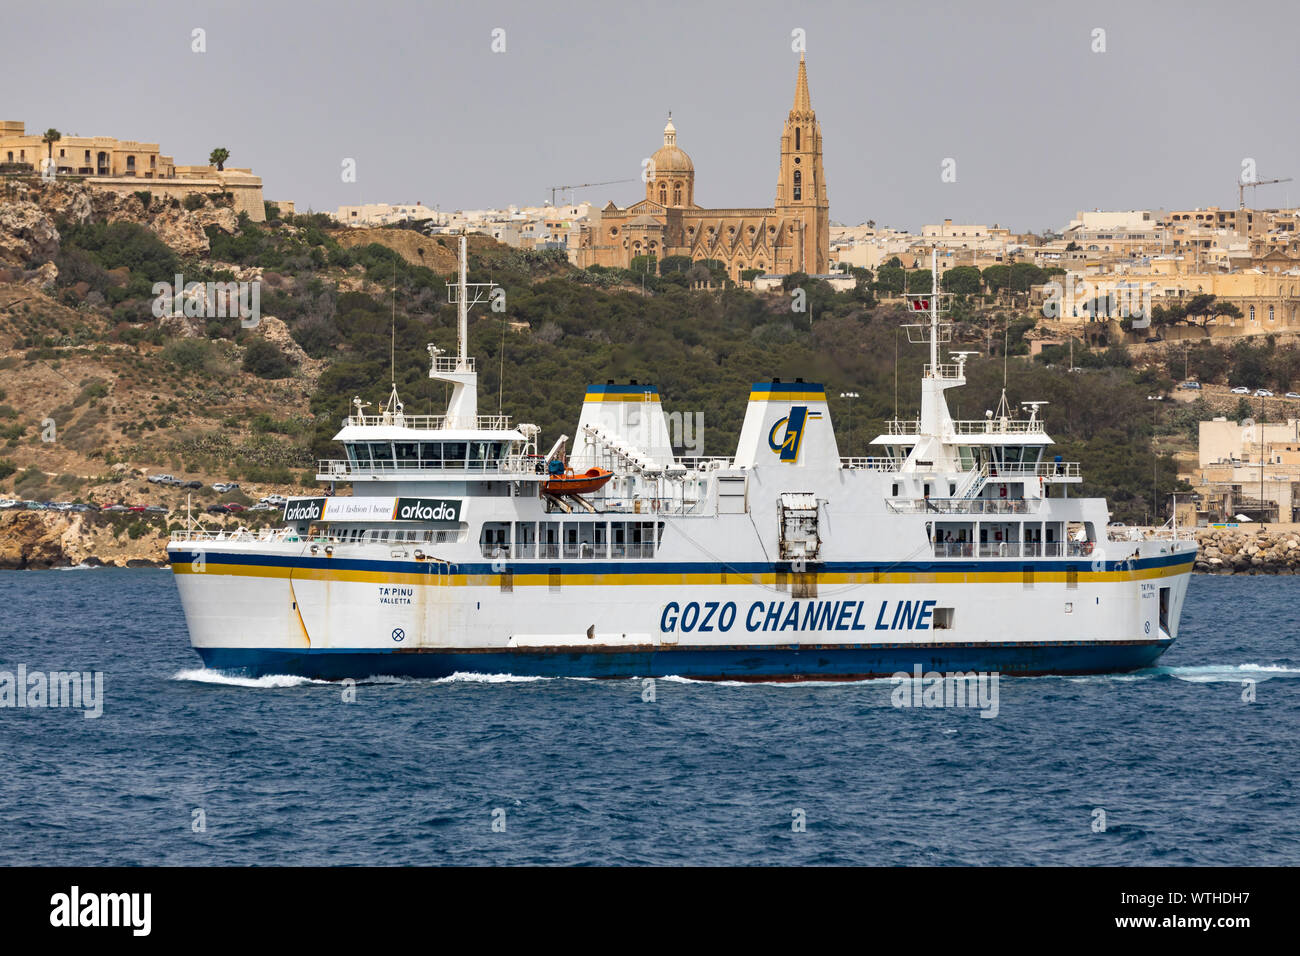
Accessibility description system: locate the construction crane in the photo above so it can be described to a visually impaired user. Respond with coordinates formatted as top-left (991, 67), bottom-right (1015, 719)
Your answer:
top-left (549, 179), bottom-right (637, 206)
top-left (1238, 175), bottom-right (1293, 209)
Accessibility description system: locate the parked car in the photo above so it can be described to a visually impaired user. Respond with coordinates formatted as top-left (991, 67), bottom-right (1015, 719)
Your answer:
top-left (183, 480), bottom-right (203, 489)
top-left (0, 499), bottom-right (20, 510)
top-left (1255, 389), bottom-right (1274, 397)
top-left (1231, 386), bottom-right (1250, 394)
top-left (1178, 380), bottom-right (1201, 390)
top-left (1286, 392), bottom-right (1300, 400)
top-left (103, 504), bottom-right (130, 513)
top-left (147, 474), bottom-right (176, 485)
top-left (206, 504), bottom-right (231, 515)
top-left (145, 505), bottom-right (169, 514)
top-left (126, 505), bottom-right (148, 513)
top-left (225, 503), bottom-right (247, 513)
top-left (212, 482), bottom-right (239, 493)
top-left (248, 502), bottom-right (275, 512)
top-left (259, 494), bottom-right (288, 506)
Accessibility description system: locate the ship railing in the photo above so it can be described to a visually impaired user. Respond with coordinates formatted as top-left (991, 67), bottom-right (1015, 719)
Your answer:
top-left (677, 456), bottom-right (735, 471)
top-left (318, 457), bottom-right (539, 477)
top-left (341, 412), bottom-right (512, 430)
top-left (950, 419), bottom-right (1046, 436)
top-left (881, 418), bottom-right (1047, 437)
top-left (170, 527), bottom-right (299, 544)
top-left (889, 497), bottom-right (1034, 515)
top-left (924, 363), bottom-right (966, 380)
top-left (543, 496), bottom-right (700, 516)
top-left (841, 456), bottom-right (906, 471)
top-left (929, 540), bottom-right (1088, 559)
top-left (432, 355), bottom-right (475, 373)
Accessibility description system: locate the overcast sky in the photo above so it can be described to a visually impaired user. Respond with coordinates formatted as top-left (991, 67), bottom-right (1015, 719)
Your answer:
top-left (7, 0), bottom-right (1298, 232)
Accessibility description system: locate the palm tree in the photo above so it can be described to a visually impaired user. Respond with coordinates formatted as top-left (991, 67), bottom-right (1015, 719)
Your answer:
top-left (208, 147), bottom-right (230, 172)
top-left (41, 128), bottom-right (61, 173)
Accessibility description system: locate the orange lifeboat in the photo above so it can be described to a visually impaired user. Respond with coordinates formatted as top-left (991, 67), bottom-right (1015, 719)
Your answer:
top-left (542, 467), bottom-right (613, 497)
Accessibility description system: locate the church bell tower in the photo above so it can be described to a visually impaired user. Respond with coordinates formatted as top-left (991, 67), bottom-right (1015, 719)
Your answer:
top-left (775, 53), bottom-right (829, 274)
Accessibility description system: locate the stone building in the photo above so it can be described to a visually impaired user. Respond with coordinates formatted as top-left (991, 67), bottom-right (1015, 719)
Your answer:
top-left (0, 120), bottom-right (267, 221)
top-left (573, 54), bottom-right (831, 280)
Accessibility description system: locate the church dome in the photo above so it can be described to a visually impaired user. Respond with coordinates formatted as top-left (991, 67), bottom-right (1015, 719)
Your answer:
top-left (651, 116), bottom-right (693, 173)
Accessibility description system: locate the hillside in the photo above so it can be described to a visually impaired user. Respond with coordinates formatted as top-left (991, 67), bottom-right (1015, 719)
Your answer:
top-left (4, 174), bottom-right (1294, 551)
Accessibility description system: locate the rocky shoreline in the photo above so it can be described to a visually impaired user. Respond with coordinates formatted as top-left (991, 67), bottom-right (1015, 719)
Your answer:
top-left (1193, 527), bottom-right (1300, 575)
top-left (0, 510), bottom-right (170, 569)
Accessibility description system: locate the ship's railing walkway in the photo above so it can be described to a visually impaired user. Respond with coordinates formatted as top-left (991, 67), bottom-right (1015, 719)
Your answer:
top-left (931, 541), bottom-right (1092, 559)
top-left (170, 527), bottom-right (300, 544)
top-left (884, 417), bottom-right (1048, 437)
top-left (840, 456), bottom-right (907, 471)
top-left (318, 455), bottom-right (543, 478)
top-left (889, 497), bottom-right (1036, 515)
top-left (340, 412), bottom-right (513, 430)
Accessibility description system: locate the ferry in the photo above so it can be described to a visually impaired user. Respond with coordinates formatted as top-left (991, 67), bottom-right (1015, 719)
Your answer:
top-left (168, 239), bottom-right (1197, 680)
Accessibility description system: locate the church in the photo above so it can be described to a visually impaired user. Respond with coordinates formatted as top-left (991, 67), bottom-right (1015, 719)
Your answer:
top-left (573, 54), bottom-right (830, 281)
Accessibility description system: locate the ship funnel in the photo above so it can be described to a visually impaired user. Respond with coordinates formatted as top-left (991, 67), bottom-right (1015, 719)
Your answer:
top-left (734, 380), bottom-right (839, 468)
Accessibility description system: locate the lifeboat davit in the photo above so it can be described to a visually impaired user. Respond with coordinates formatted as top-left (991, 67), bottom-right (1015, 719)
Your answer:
top-left (542, 467), bottom-right (613, 496)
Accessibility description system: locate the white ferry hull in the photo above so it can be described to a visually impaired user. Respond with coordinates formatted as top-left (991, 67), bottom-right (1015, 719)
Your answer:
top-left (169, 545), bottom-right (1194, 680)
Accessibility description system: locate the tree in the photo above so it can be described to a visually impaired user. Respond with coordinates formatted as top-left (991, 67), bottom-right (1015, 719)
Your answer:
top-left (42, 128), bottom-right (61, 162)
top-left (942, 265), bottom-right (982, 296)
top-left (873, 264), bottom-right (905, 296)
top-left (1183, 294), bottom-right (1241, 330)
top-left (242, 338), bottom-right (294, 379)
top-left (981, 264), bottom-right (1011, 294)
top-left (209, 147), bottom-right (230, 172)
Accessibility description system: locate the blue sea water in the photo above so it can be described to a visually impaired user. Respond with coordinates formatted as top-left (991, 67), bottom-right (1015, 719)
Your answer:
top-left (0, 568), bottom-right (1296, 866)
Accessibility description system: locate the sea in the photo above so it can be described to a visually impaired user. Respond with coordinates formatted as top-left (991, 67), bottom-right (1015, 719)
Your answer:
top-left (0, 568), bottom-right (1296, 866)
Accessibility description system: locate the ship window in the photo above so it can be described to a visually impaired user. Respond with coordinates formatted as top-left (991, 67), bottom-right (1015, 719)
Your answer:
top-left (370, 442), bottom-right (395, 466)
top-left (514, 521), bottom-right (537, 559)
top-left (892, 483), bottom-right (899, 496)
top-left (480, 522), bottom-right (511, 558)
top-left (443, 442), bottom-right (467, 467)
top-left (539, 521), bottom-right (561, 559)
top-left (932, 607), bottom-right (955, 629)
top-left (395, 441), bottom-right (419, 467)
top-left (419, 442), bottom-right (443, 465)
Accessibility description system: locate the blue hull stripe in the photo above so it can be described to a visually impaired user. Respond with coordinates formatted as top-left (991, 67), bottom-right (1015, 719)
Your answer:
top-left (197, 640), bottom-right (1174, 681)
top-left (170, 550), bottom-right (1195, 577)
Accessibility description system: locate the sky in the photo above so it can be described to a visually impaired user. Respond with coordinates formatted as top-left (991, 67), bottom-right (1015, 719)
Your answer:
top-left (6, 0), bottom-right (1299, 233)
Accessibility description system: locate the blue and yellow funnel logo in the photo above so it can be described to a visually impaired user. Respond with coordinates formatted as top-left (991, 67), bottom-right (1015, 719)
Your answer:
top-left (768, 406), bottom-right (822, 462)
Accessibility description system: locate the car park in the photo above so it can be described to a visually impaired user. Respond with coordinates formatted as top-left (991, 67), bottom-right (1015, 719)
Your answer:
top-left (1231, 386), bottom-right (1250, 394)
